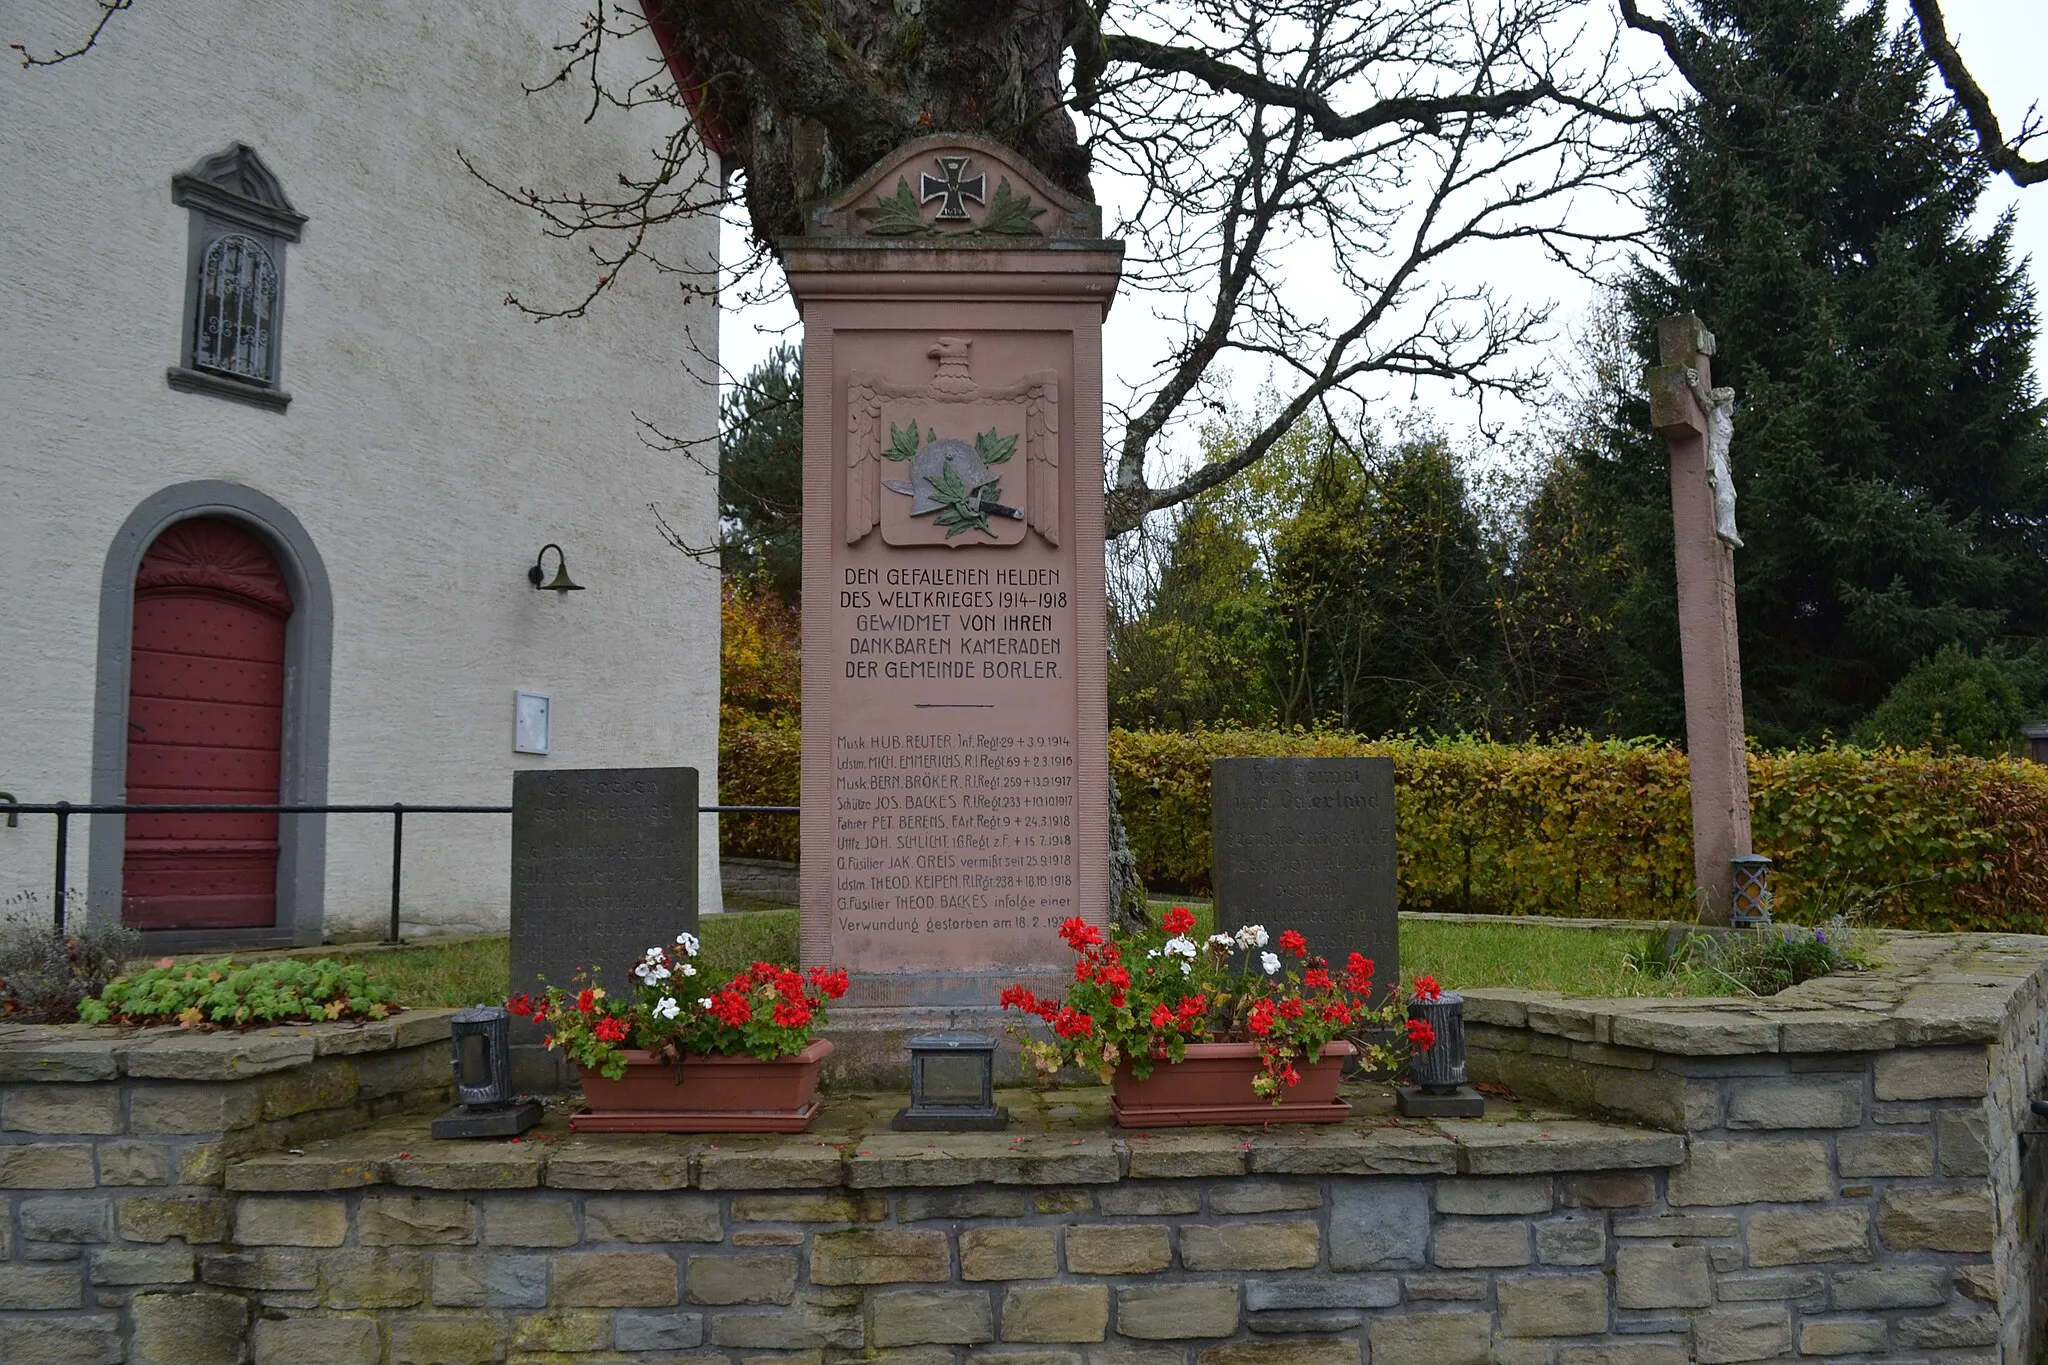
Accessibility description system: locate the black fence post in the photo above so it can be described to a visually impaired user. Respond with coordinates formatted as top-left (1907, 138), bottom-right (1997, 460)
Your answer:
top-left (52, 801), bottom-right (70, 934)
top-left (388, 804), bottom-right (405, 945)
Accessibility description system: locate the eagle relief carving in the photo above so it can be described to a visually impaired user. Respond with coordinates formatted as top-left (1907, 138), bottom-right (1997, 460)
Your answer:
top-left (846, 338), bottom-right (1060, 549)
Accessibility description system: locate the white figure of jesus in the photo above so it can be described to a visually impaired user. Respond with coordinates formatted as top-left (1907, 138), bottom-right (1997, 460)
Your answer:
top-left (1687, 370), bottom-right (1741, 549)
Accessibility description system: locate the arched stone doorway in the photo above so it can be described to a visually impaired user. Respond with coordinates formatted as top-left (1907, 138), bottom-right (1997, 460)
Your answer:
top-left (121, 518), bottom-right (293, 930)
top-left (88, 482), bottom-right (333, 948)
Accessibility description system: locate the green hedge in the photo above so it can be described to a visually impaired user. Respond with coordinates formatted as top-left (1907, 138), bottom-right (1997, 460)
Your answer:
top-left (721, 726), bottom-right (2048, 931)
top-left (720, 724), bottom-right (800, 862)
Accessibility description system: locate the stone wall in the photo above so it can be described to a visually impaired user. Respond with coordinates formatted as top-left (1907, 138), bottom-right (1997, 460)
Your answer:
top-left (3, 935), bottom-right (2045, 1364)
top-left (0, 1094), bottom-right (2020, 1365)
top-left (720, 858), bottom-right (799, 906)
top-left (1463, 931), bottom-right (2048, 1362)
top-left (0, 1011), bottom-right (452, 1208)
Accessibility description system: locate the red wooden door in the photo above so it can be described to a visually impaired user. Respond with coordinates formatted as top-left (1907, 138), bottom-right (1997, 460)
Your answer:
top-left (122, 518), bottom-right (293, 930)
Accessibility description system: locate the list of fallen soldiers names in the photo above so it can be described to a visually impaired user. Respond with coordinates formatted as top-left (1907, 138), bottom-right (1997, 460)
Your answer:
top-left (833, 563), bottom-right (1076, 941)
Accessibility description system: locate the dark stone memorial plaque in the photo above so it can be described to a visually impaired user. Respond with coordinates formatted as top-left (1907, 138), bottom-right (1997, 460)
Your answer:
top-left (1211, 757), bottom-right (1397, 996)
top-left (510, 767), bottom-right (698, 1016)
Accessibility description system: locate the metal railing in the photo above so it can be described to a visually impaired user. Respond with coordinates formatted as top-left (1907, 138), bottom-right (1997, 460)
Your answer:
top-left (0, 799), bottom-right (799, 943)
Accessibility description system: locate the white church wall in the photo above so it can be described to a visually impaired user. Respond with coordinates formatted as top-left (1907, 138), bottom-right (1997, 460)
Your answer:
top-left (0, 0), bottom-right (723, 940)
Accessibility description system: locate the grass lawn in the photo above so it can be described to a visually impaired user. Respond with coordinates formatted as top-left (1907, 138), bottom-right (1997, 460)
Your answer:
top-left (294, 904), bottom-right (1716, 1007)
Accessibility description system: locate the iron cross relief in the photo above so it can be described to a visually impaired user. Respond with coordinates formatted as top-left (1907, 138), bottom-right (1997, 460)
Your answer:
top-left (920, 155), bottom-right (987, 221)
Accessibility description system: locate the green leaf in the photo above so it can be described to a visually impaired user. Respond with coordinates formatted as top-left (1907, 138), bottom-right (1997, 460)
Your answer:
top-left (854, 177), bottom-right (934, 236)
top-left (976, 426), bottom-right (1018, 465)
top-left (975, 178), bottom-right (1047, 236)
top-left (885, 420), bottom-right (921, 462)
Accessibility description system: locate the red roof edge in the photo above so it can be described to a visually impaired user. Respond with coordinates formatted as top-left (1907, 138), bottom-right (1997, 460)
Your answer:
top-left (641, 0), bottom-right (741, 162)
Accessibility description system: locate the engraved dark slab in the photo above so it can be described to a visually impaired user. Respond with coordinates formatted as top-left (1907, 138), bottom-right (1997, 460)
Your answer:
top-left (1211, 757), bottom-right (1397, 998)
top-left (510, 767), bottom-right (698, 1013)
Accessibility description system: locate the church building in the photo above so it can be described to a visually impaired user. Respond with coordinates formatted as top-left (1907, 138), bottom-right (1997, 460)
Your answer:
top-left (0, 0), bottom-right (722, 948)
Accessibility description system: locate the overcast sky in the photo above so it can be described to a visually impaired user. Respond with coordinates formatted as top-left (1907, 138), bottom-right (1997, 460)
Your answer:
top-left (719, 0), bottom-right (2045, 476)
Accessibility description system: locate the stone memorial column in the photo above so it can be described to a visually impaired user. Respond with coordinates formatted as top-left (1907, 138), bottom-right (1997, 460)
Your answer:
top-left (1647, 314), bottom-right (1753, 925)
top-left (784, 138), bottom-right (1122, 1081)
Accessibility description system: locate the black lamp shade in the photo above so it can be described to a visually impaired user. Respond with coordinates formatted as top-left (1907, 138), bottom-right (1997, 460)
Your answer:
top-left (1731, 854), bottom-right (1775, 927)
top-left (1408, 992), bottom-right (1469, 1095)
top-left (894, 1030), bottom-right (1007, 1131)
top-left (449, 1006), bottom-right (515, 1108)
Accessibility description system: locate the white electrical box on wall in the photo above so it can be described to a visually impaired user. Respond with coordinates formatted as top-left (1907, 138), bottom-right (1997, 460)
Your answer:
top-left (513, 690), bottom-right (552, 755)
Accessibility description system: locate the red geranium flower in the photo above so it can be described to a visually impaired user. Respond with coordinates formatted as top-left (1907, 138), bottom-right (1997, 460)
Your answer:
top-left (507, 994), bottom-right (533, 1017)
top-left (1304, 967), bottom-right (1332, 991)
top-left (576, 988), bottom-right (596, 1014)
top-left (1279, 929), bottom-right (1308, 956)
top-left (1412, 975), bottom-right (1443, 1003)
top-left (1150, 1003), bottom-right (1174, 1029)
top-left (1162, 906), bottom-right (1197, 936)
top-left (1058, 917), bottom-right (1104, 950)
top-left (1343, 953), bottom-right (1374, 993)
top-left (1406, 1017), bottom-right (1437, 1051)
top-left (593, 1016), bottom-right (628, 1043)
top-left (1246, 999), bottom-right (1275, 1037)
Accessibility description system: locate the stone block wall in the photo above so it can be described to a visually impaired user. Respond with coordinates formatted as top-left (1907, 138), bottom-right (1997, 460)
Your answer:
top-left (0, 1111), bottom-right (2022, 1365)
top-left (720, 857), bottom-right (799, 905)
top-left (0, 1015), bottom-right (455, 1175)
top-left (1463, 931), bottom-right (2048, 1361)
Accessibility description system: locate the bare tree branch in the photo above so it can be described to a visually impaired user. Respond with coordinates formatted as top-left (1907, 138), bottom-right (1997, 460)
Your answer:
top-left (10, 0), bottom-right (132, 68)
top-left (1905, 0), bottom-right (2046, 187)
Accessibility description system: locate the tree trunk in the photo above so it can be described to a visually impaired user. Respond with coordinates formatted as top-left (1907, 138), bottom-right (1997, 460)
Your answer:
top-left (657, 0), bottom-right (1093, 245)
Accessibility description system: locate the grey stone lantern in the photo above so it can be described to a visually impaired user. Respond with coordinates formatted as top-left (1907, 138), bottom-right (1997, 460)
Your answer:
top-left (1730, 854), bottom-right (1775, 928)
top-left (431, 1006), bottom-right (543, 1139)
top-left (1396, 991), bottom-right (1484, 1118)
top-left (892, 1031), bottom-right (1008, 1131)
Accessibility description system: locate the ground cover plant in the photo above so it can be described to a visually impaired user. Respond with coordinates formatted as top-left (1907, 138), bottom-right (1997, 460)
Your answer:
top-left (0, 907), bottom-right (138, 1022)
top-left (78, 957), bottom-right (396, 1027)
top-left (1622, 921), bottom-right (1869, 997)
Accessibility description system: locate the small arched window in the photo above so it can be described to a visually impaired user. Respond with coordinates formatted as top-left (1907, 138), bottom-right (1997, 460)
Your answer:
top-left (192, 234), bottom-right (279, 381)
top-left (167, 144), bottom-right (304, 411)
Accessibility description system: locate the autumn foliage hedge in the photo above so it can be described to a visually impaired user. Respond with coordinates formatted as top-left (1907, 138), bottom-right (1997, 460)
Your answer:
top-left (719, 726), bottom-right (2048, 931)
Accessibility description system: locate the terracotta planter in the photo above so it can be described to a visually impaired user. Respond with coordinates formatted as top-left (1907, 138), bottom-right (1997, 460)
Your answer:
top-left (570, 1039), bottom-right (833, 1133)
top-left (1110, 1040), bottom-right (1354, 1127)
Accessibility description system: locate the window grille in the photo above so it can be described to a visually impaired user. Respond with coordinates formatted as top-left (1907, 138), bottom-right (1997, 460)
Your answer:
top-left (167, 144), bottom-right (304, 410)
top-left (192, 234), bottom-right (278, 382)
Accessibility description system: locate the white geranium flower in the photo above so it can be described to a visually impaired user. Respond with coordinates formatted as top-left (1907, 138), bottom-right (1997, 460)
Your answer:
top-left (680, 963), bottom-right (697, 977)
top-left (1261, 951), bottom-right (1282, 976)
top-left (652, 997), bottom-right (681, 1020)
top-left (1208, 933), bottom-right (1234, 947)
top-left (1164, 935), bottom-right (1197, 959)
top-left (1235, 924), bottom-right (1270, 950)
top-left (698, 997), bottom-right (714, 1009)
top-left (676, 932), bottom-right (701, 956)
top-left (1180, 961), bottom-right (1193, 977)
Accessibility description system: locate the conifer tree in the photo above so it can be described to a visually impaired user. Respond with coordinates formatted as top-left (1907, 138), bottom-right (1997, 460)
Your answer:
top-left (1592, 0), bottom-right (2048, 743)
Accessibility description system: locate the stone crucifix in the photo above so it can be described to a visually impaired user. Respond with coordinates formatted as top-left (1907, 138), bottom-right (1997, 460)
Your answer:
top-left (1647, 315), bottom-right (1756, 926)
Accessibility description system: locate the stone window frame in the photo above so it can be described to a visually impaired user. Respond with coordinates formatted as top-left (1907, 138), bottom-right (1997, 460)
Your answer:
top-left (87, 481), bottom-right (334, 950)
top-left (166, 144), bottom-right (306, 412)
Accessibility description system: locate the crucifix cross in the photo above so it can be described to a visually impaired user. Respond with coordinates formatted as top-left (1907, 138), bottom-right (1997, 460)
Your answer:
top-left (919, 155), bottom-right (987, 221)
top-left (1646, 315), bottom-right (1758, 927)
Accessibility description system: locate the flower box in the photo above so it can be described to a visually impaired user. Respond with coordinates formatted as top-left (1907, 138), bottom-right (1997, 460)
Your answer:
top-left (1111, 1039), bottom-right (1354, 1127)
top-left (570, 1039), bottom-right (834, 1133)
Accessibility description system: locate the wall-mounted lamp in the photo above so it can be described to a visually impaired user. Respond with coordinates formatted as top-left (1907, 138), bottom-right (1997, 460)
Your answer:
top-left (528, 544), bottom-right (584, 593)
